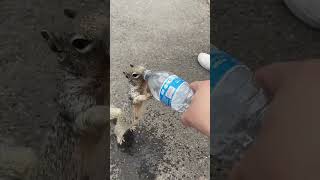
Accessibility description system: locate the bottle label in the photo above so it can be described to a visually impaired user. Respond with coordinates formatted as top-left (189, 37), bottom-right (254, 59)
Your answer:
top-left (159, 75), bottom-right (186, 107)
top-left (211, 48), bottom-right (240, 91)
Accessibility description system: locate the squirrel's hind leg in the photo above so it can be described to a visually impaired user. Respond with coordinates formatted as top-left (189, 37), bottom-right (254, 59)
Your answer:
top-left (74, 105), bottom-right (108, 134)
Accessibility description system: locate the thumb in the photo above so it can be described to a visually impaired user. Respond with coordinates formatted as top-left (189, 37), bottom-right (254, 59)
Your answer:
top-left (254, 62), bottom-right (301, 96)
top-left (189, 81), bottom-right (203, 91)
top-left (228, 162), bottom-right (244, 180)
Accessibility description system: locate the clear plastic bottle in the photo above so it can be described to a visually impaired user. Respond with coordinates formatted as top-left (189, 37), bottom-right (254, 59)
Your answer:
top-left (143, 70), bottom-right (193, 112)
top-left (211, 47), bottom-right (269, 166)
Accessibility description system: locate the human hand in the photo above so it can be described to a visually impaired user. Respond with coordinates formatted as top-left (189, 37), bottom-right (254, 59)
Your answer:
top-left (181, 80), bottom-right (210, 136)
top-left (229, 61), bottom-right (320, 180)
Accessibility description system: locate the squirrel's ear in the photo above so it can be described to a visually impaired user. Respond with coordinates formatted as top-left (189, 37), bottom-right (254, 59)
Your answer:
top-left (123, 72), bottom-right (129, 78)
top-left (40, 30), bottom-right (63, 53)
top-left (64, 9), bottom-right (77, 19)
top-left (130, 64), bottom-right (134, 67)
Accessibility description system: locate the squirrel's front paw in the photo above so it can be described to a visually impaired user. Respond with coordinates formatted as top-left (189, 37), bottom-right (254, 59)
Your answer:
top-left (133, 98), bottom-right (139, 104)
top-left (117, 136), bottom-right (125, 145)
top-left (129, 126), bottom-right (137, 131)
top-left (146, 93), bottom-right (152, 99)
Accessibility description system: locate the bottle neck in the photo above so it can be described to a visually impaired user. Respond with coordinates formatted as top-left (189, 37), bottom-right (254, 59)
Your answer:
top-left (143, 69), bottom-right (152, 80)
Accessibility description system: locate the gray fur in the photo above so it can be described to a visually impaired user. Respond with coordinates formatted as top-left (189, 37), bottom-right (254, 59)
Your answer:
top-left (31, 8), bottom-right (109, 180)
top-left (113, 65), bottom-right (152, 144)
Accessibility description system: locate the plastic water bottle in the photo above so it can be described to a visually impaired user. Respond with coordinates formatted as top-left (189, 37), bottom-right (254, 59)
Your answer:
top-left (211, 47), bottom-right (268, 165)
top-left (143, 70), bottom-right (193, 112)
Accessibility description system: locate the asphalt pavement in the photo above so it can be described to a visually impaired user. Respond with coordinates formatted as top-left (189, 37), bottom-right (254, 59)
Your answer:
top-left (110, 0), bottom-right (210, 179)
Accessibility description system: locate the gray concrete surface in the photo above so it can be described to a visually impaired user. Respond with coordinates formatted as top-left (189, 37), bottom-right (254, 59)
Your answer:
top-left (110, 0), bottom-right (210, 179)
top-left (213, 0), bottom-right (320, 69)
top-left (212, 0), bottom-right (320, 179)
top-left (0, 0), bottom-right (61, 153)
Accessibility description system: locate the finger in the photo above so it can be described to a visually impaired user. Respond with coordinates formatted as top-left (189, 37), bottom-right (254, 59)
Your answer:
top-left (254, 62), bottom-right (301, 95)
top-left (228, 163), bottom-right (244, 180)
top-left (189, 81), bottom-right (202, 91)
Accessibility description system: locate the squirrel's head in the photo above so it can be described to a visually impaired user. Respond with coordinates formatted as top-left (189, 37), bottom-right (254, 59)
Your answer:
top-left (41, 8), bottom-right (109, 77)
top-left (123, 64), bottom-right (146, 86)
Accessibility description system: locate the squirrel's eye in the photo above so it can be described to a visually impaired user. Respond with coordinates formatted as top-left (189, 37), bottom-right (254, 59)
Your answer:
top-left (70, 34), bottom-right (94, 54)
top-left (72, 39), bottom-right (92, 50)
top-left (132, 73), bottom-right (140, 78)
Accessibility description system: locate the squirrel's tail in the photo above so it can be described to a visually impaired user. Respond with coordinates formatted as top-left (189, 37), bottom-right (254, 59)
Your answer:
top-left (110, 105), bottom-right (133, 144)
top-left (110, 105), bottom-right (123, 122)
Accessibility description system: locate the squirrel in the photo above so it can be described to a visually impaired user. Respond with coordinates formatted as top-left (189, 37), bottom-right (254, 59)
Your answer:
top-left (0, 3), bottom-right (154, 179)
top-left (40, 7), bottom-right (109, 135)
top-left (111, 64), bottom-right (152, 144)
top-left (0, 7), bottom-right (109, 180)
top-left (37, 7), bottom-right (109, 180)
